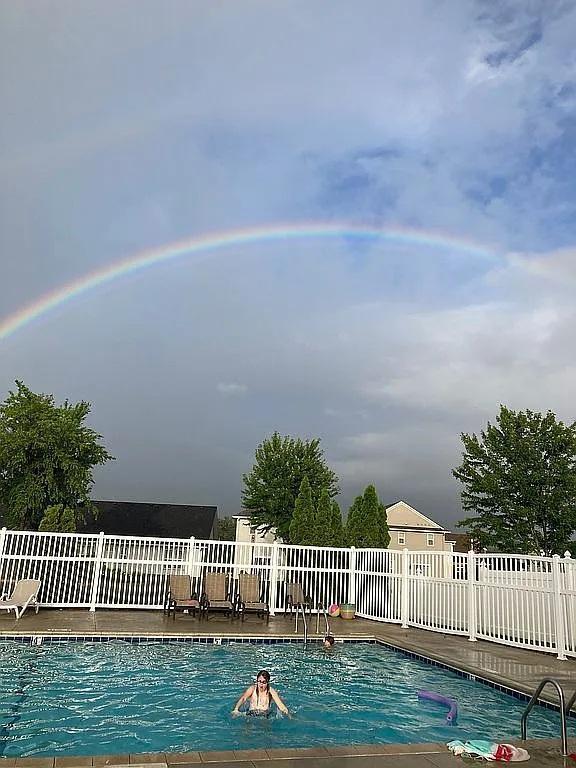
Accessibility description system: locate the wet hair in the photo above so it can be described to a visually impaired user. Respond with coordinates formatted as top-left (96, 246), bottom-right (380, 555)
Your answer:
top-left (255, 669), bottom-right (271, 705)
top-left (324, 635), bottom-right (335, 646)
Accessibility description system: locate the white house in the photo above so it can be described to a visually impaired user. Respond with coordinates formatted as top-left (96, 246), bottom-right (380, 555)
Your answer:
top-left (234, 515), bottom-right (276, 545)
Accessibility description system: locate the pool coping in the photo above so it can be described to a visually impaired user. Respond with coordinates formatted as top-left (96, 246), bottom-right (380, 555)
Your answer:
top-left (0, 742), bottom-right (459, 767)
top-left (0, 630), bottom-right (574, 764)
top-left (0, 738), bottom-right (574, 767)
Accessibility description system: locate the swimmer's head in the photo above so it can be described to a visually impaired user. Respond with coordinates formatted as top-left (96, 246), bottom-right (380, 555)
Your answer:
top-left (323, 635), bottom-right (335, 648)
top-left (256, 669), bottom-right (270, 692)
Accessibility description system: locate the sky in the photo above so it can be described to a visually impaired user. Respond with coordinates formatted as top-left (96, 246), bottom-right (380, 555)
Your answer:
top-left (1, 0), bottom-right (576, 530)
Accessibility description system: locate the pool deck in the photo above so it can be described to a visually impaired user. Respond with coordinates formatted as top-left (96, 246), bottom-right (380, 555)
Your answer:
top-left (1, 610), bottom-right (576, 768)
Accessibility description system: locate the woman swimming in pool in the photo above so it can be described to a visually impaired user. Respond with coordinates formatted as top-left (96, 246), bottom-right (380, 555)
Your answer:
top-left (232, 669), bottom-right (290, 717)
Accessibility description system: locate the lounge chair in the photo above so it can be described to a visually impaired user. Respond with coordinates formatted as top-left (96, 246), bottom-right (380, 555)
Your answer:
top-left (286, 582), bottom-right (312, 615)
top-left (237, 573), bottom-right (270, 622)
top-left (201, 572), bottom-right (235, 620)
top-left (0, 579), bottom-right (41, 619)
top-left (165, 574), bottom-right (200, 620)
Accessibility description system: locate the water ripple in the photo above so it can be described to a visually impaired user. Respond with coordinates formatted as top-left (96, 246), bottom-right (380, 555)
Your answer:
top-left (0, 641), bottom-right (566, 756)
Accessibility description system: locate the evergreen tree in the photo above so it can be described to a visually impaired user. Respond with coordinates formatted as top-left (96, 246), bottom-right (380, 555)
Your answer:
top-left (289, 476), bottom-right (316, 545)
top-left (345, 494), bottom-right (364, 546)
top-left (454, 405), bottom-right (576, 555)
top-left (313, 487), bottom-right (334, 546)
top-left (330, 499), bottom-right (345, 547)
top-left (345, 484), bottom-right (390, 547)
top-left (369, 486), bottom-right (390, 549)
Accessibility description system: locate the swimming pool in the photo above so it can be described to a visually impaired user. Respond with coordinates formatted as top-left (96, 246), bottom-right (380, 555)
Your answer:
top-left (0, 640), bottom-right (567, 757)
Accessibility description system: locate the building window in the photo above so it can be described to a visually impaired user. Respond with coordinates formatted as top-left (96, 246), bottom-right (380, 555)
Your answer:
top-left (427, 533), bottom-right (434, 547)
top-left (398, 532), bottom-right (405, 545)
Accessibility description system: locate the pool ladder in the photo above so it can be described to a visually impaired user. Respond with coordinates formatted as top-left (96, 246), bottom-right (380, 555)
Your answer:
top-left (520, 677), bottom-right (575, 756)
top-left (294, 603), bottom-right (308, 646)
top-left (315, 602), bottom-right (331, 638)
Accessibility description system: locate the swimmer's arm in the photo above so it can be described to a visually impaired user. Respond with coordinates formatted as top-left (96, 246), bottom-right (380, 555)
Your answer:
top-left (270, 687), bottom-right (290, 715)
top-left (232, 685), bottom-right (254, 713)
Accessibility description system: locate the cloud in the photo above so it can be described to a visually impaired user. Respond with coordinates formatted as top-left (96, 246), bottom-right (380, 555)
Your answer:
top-left (506, 247), bottom-right (576, 285)
top-left (1, 0), bottom-right (575, 530)
top-left (217, 382), bottom-right (248, 397)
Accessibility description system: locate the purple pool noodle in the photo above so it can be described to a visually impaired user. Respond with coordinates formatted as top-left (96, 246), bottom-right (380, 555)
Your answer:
top-left (417, 690), bottom-right (458, 725)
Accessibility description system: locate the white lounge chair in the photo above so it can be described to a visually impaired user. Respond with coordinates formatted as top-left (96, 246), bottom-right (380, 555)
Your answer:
top-left (0, 579), bottom-right (41, 619)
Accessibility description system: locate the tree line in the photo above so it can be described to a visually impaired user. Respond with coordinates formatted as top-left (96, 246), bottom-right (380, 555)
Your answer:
top-left (241, 432), bottom-right (390, 547)
top-left (1, 381), bottom-right (576, 555)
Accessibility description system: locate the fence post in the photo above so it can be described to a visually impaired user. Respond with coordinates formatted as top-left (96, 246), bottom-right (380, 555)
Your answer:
top-left (269, 541), bottom-right (279, 616)
top-left (467, 549), bottom-right (477, 642)
top-left (186, 536), bottom-right (196, 576)
top-left (564, 552), bottom-right (575, 654)
top-left (0, 527), bottom-right (7, 593)
top-left (348, 546), bottom-right (357, 605)
top-left (401, 547), bottom-right (409, 628)
top-left (552, 554), bottom-right (567, 660)
top-left (564, 551), bottom-right (574, 594)
top-left (89, 532), bottom-right (105, 612)
top-left (0, 526), bottom-right (7, 566)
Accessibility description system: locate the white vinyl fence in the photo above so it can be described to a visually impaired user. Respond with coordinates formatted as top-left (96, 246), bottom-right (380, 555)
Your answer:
top-left (1, 528), bottom-right (575, 659)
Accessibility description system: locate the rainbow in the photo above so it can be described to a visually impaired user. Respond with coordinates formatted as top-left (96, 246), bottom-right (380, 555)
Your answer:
top-left (0, 222), bottom-right (500, 342)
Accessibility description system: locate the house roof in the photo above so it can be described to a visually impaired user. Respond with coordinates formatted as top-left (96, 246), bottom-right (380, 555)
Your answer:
top-left (81, 501), bottom-right (218, 539)
top-left (386, 500), bottom-right (449, 532)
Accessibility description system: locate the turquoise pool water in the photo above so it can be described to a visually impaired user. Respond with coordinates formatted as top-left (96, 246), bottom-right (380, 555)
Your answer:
top-left (0, 641), bottom-right (568, 756)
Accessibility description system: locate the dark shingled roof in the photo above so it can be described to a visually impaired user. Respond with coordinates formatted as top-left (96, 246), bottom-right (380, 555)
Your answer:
top-left (81, 501), bottom-right (218, 539)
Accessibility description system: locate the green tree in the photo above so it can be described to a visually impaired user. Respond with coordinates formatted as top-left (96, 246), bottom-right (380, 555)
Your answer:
top-left (345, 484), bottom-right (390, 548)
top-left (454, 406), bottom-right (576, 556)
top-left (375, 493), bottom-right (391, 548)
top-left (289, 476), bottom-right (316, 545)
top-left (39, 504), bottom-right (77, 533)
top-left (215, 516), bottom-right (236, 541)
top-left (242, 432), bottom-right (339, 542)
top-left (313, 487), bottom-right (334, 546)
top-left (345, 494), bottom-right (364, 546)
top-left (0, 381), bottom-right (114, 530)
top-left (330, 499), bottom-right (345, 547)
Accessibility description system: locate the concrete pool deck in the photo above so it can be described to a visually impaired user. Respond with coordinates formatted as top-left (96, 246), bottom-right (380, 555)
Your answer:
top-left (1, 610), bottom-right (575, 767)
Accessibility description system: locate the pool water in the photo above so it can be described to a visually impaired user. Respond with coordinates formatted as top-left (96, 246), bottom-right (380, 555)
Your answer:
top-left (0, 641), bottom-right (568, 757)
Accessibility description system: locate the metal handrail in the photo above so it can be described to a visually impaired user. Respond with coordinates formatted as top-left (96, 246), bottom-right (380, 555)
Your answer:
top-left (315, 602), bottom-right (331, 637)
top-left (521, 678), bottom-right (568, 756)
top-left (294, 602), bottom-right (308, 645)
